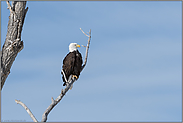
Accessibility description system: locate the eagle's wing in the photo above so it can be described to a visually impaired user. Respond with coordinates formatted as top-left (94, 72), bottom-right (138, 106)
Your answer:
top-left (74, 51), bottom-right (83, 75)
top-left (62, 52), bottom-right (75, 84)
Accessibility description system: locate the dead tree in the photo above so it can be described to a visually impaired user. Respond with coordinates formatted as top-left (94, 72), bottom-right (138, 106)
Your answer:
top-left (15, 29), bottom-right (91, 122)
top-left (1, 1), bottom-right (28, 90)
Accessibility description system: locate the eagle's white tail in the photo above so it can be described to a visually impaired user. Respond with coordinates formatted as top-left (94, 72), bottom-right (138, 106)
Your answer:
top-left (62, 69), bottom-right (68, 83)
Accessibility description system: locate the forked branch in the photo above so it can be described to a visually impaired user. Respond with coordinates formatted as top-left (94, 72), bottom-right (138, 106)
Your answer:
top-left (41, 28), bottom-right (91, 122)
top-left (15, 29), bottom-right (91, 122)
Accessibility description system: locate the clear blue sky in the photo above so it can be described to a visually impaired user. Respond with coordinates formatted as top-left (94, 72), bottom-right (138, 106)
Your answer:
top-left (1, 1), bottom-right (182, 122)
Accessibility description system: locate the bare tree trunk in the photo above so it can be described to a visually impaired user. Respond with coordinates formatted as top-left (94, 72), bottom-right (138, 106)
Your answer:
top-left (1, 1), bottom-right (28, 90)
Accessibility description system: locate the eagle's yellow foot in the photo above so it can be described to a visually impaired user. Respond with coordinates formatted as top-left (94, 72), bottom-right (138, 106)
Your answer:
top-left (72, 75), bottom-right (78, 79)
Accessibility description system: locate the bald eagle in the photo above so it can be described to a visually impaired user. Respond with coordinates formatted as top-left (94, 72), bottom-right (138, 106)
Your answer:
top-left (61, 43), bottom-right (83, 89)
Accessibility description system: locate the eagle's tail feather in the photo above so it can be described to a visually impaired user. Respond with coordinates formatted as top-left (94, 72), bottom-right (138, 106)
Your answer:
top-left (62, 69), bottom-right (68, 83)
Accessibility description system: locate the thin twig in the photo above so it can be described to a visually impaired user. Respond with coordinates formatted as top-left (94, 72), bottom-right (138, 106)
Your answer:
top-left (15, 100), bottom-right (38, 122)
top-left (80, 28), bottom-right (90, 37)
top-left (6, 1), bottom-right (13, 13)
top-left (6, 1), bottom-right (16, 15)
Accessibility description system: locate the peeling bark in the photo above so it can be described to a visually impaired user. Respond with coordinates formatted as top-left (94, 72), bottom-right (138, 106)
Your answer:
top-left (1, 1), bottom-right (28, 90)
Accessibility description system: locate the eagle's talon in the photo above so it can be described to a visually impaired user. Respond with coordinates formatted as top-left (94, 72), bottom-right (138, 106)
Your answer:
top-left (72, 75), bottom-right (78, 79)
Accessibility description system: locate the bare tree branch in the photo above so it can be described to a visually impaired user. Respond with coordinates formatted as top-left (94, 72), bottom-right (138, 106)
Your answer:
top-left (15, 100), bottom-right (38, 122)
top-left (1, 1), bottom-right (28, 90)
top-left (41, 78), bottom-right (76, 122)
top-left (80, 28), bottom-right (90, 37)
top-left (14, 29), bottom-right (91, 122)
top-left (41, 29), bottom-right (91, 122)
top-left (81, 29), bottom-right (91, 71)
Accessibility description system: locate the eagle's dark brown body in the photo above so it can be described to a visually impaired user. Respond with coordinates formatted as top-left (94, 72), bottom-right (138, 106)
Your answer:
top-left (61, 50), bottom-right (83, 86)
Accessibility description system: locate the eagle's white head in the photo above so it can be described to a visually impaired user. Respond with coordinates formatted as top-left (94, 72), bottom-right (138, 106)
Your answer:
top-left (69, 43), bottom-right (80, 52)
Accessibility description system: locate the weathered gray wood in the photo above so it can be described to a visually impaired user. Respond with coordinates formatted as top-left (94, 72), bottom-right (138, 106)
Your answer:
top-left (81, 29), bottom-right (91, 71)
top-left (41, 78), bottom-right (76, 122)
top-left (1, 1), bottom-right (28, 90)
top-left (15, 99), bottom-right (38, 122)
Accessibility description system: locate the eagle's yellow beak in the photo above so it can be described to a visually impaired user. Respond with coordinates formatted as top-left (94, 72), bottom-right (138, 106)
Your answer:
top-left (76, 44), bottom-right (80, 48)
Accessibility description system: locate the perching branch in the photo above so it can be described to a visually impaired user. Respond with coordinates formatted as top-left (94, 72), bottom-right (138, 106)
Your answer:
top-left (41, 77), bottom-right (76, 122)
top-left (41, 28), bottom-right (91, 122)
top-left (1, 1), bottom-right (28, 90)
top-left (15, 29), bottom-right (91, 122)
top-left (15, 100), bottom-right (38, 122)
